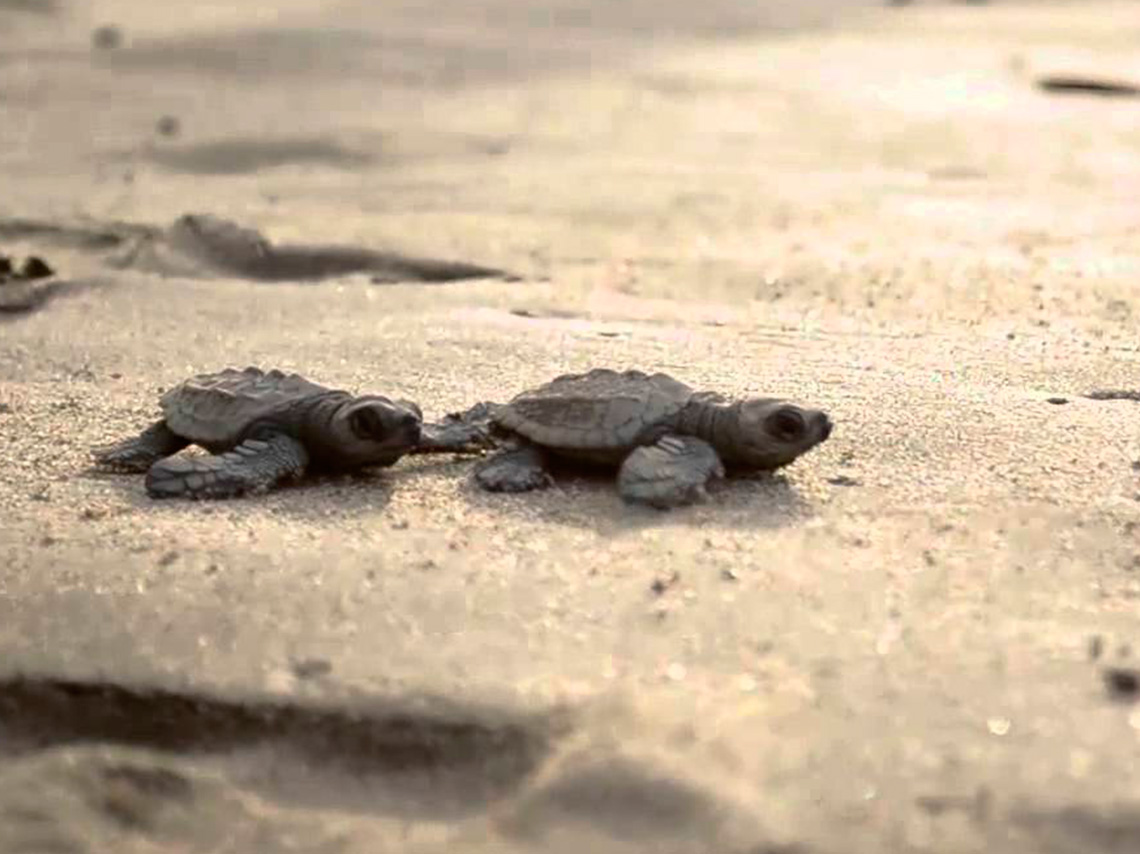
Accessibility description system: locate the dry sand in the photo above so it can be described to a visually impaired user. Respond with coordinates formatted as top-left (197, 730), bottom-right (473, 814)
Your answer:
top-left (3, 0), bottom-right (1140, 851)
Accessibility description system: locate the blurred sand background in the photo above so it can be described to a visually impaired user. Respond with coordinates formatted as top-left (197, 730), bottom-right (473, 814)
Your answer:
top-left (3, 0), bottom-right (1140, 851)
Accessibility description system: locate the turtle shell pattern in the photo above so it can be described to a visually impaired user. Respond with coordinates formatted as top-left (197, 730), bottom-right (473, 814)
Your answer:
top-left (160, 366), bottom-right (335, 446)
top-left (493, 368), bottom-right (696, 451)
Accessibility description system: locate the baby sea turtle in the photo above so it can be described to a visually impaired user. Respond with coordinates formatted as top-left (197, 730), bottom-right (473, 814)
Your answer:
top-left (458, 368), bottom-right (833, 509)
top-left (0, 254), bottom-right (76, 316)
top-left (92, 367), bottom-right (425, 499)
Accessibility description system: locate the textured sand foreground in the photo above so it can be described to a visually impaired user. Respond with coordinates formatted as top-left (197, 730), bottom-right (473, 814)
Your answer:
top-left (3, 1), bottom-right (1140, 852)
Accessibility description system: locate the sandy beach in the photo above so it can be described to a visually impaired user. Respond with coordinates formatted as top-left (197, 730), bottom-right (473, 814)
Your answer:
top-left (3, 0), bottom-right (1140, 851)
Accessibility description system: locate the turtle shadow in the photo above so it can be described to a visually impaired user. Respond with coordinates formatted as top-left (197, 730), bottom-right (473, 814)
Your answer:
top-left (0, 277), bottom-right (110, 319)
top-left (82, 464), bottom-right (399, 519)
top-left (1009, 802), bottom-right (1140, 853)
top-left (0, 674), bottom-right (571, 823)
top-left (140, 136), bottom-right (375, 176)
top-left (80, 445), bottom-right (487, 517)
top-left (453, 460), bottom-right (816, 534)
top-left (0, 214), bottom-right (518, 285)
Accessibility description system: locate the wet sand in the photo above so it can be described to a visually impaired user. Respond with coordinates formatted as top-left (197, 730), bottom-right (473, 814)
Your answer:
top-left (3, 0), bottom-right (1140, 852)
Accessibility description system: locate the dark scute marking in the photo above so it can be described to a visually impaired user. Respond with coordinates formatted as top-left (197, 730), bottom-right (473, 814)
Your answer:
top-left (1086, 389), bottom-right (1140, 402)
top-left (160, 369), bottom-right (333, 447)
top-left (1036, 75), bottom-right (1140, 98)
top-left (145, 137), bottom-right (374, 176)
top-left (511, 396), bottom-right (612, 428)
top-left (0, 676), bottom-right (566, 813)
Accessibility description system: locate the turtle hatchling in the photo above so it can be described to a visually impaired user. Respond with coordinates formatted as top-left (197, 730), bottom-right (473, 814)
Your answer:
top-left (459, 368), bottom-right (833, 509)
top-left (92, 367), bottom-right (424, 499)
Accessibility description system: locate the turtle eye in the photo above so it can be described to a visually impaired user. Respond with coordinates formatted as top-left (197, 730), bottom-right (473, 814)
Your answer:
top-left (766, 407), bottom-right (805, 441)
top-left (350, 406), bottom-right (386, 439)
top-left (397, 399), bottom-right (423, 420)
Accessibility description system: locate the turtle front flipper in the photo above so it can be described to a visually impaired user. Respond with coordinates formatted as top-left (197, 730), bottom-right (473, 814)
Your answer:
top-left (474, 444), bottom-right (552, 493)
top-left (145, 434), bottom-right (309, 499)
top-left (414, 401), bottom-right (499, 456)
top-left (92, 420), bottom-right (190, 472)
top-left (416, 421), bottom-right (496, 455)
top-left (617, 435), bottom-right (725, 509)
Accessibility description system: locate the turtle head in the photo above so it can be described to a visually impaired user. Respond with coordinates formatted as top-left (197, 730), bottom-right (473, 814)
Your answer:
top-left (327, 396), bottom-right (422, 467)
top-left (726, 399), bottom-right (832, 469)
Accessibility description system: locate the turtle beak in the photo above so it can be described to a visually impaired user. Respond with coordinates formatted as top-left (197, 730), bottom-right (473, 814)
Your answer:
top-left (349, 401), bottom-right (421, 447)
top-left (394, 408), bottom-right (422, 445)
top-left (816, 412), bottom-right (833, 442)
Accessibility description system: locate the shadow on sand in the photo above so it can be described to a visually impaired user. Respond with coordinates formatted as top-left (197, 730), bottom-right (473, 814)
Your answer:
top-left (81, 463), bottom-right (403, 522)
top-left (0, 213), bottom-right (518, 284)
top-left (443, 460), bottom-right (817, 535)
top-left (0, 673), bottom-right (570, 820)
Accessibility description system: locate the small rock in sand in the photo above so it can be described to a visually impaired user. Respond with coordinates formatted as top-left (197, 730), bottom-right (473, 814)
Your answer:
top-left (1103, 667), bottom-right (1140, 701)
top-left (156, 115), bottom-right (181, 138)
top-left (19, 257), bottom-right (53, 279)
top-left (91, 25), bottom-right (123, 50)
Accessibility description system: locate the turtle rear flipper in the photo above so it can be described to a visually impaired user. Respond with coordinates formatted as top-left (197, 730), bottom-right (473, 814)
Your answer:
top-left (92, 420), bottom-right (189, 472)
top-left (474, 445), bottom-right (552, 493)
top-left (617, 435), bottom-right (725, 509)
top-left (145, 434), bottom-right (308, 499)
